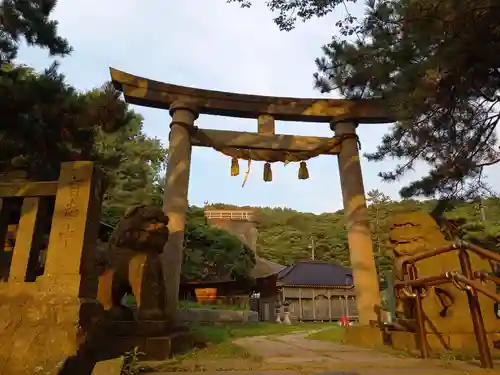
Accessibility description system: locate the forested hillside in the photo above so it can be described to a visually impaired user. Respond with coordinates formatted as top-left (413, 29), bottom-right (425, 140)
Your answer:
top-left (207, 193), bottom-right (500, 274)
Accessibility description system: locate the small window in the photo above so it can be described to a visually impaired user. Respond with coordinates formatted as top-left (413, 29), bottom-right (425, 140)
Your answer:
top-left (345, 275), bottom-right (353, 285)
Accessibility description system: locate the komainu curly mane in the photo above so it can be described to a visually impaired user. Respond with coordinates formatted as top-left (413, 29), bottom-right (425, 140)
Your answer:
top-left (108, 205), bottom-right (169, 253)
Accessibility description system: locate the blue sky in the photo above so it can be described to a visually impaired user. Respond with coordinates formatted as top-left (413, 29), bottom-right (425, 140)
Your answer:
top-left (17, 0), bottom-right (499, 213)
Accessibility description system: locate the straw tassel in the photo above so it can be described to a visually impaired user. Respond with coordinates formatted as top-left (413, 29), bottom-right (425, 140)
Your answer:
top-left (263, 162), bottom-right (272, 182)
top-left (231, 157), bottom-right (240, 176)
top-left (298, 161), bottom-right (309, 180)
top-left (242, 159), bottom-right (252, 188)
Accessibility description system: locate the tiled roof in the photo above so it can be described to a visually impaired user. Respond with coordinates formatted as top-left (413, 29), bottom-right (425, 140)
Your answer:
top-left (251, 257), bottom-right (286, 278)
top-left (277, 260), bottom-right (353, 287)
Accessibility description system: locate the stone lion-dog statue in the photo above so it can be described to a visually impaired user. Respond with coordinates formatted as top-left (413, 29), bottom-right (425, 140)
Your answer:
top-left (96, 205), bottom-right (169, 321)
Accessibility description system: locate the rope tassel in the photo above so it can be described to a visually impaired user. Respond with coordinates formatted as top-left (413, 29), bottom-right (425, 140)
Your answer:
top-left (231, 157), bottom-right (240, 176)
top-left (298, 161), bottom-right (309, 180)
top-left (263, 162), bottom-right (272, 182)
top-left (242, 159), bottom-right (252, 188)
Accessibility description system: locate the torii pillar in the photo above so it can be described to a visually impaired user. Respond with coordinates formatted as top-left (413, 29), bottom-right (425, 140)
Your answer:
top-left (162, 102), bottom-right (198, 321)
top-left (332, 120), bottom-right (381, 327)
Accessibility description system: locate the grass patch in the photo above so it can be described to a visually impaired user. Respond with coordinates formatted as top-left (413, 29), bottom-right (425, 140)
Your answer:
top-left (307, 326), bottom-right (346, 343)
top-left (181, 337), bottom-right (255, 361)
top-left (221, 321), bottom-right (334, 338)
top-left (147, 322), bottom-right (339, 372)
top-left (191, 321), bottom-right (334, 343)
top-left (178, 300), bottom-right (248, 311)
top-left (149, 334), bottom-right (255, 372)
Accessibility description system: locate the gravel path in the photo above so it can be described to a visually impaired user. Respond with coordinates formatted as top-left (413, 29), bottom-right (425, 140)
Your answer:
top-left (152, 330), bottom-right (499, 375)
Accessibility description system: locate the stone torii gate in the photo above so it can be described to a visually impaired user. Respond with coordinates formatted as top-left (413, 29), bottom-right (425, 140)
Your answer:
top-left (109, 68), bottom-right (395, 327)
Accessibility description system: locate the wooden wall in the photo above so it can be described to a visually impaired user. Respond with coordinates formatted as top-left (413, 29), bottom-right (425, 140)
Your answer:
top-left (259, 286), bottom-right (357, 322)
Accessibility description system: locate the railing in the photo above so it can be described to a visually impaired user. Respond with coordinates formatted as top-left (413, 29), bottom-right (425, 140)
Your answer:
top-left (394, 240), bottom-right (500, 368)
top-left (204, 210), bottom-right (255, 221)
top-left (0, 181), bottom-right (57, 282)
top-left (0, 162), bottom-right (103, 286)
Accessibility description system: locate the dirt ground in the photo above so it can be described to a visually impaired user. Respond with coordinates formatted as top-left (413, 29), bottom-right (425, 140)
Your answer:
top-left (148, 330), bottom-right (500, 375)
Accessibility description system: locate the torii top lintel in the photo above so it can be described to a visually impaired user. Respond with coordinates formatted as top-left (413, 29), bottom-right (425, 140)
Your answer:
top-left (110, 67), bottom-right (395, 124)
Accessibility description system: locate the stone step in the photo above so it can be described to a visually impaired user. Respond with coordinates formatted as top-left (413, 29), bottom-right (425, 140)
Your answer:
top-left (89, 330), bottom-right (199, 362)
top-left (114, 336), bottom-right (173, 361)
top-left (102, 320), bottom-right (188, 337)
top-left (120, 330), bottom-right (199, 361)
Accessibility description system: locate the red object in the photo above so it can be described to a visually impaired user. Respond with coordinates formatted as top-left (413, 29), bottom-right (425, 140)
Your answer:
top-left (339, 315), bottom-right (349, 327)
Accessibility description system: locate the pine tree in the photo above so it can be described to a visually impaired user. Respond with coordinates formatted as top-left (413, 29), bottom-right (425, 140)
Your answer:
top-left (0, 0), bottom-right (132, 179)
top-left (229, 0), bottom-right (500, 200)
top-left (0, 0), bottom-right (71, 67)
top-left (0, 66), bottom-right (133, 179)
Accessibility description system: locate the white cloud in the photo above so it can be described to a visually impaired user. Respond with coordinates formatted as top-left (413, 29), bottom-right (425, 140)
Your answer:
top-left (17, 0), bottom-right (500, 213)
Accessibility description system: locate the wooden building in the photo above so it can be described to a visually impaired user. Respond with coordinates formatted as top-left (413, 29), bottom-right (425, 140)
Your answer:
top-left (178, 256), bottom-right (285, 307)
top-left (258, 260), bottom-right (357, 322)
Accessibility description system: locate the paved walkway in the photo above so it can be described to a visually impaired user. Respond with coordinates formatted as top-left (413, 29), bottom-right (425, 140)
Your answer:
top-left (152, 331), bottom-right (499, 375)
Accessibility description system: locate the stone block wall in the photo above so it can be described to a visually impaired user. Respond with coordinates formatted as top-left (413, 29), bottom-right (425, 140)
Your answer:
top-left (176, 308), bottom-right (258, 325)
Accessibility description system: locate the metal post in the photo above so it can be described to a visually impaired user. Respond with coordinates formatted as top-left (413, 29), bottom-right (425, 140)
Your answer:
top-left (409, 264), bottom-right (429, 359)
top-left (458, 249), bottom-right (493, 368)
top-left (310, 237), bottom-right (315, 260)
